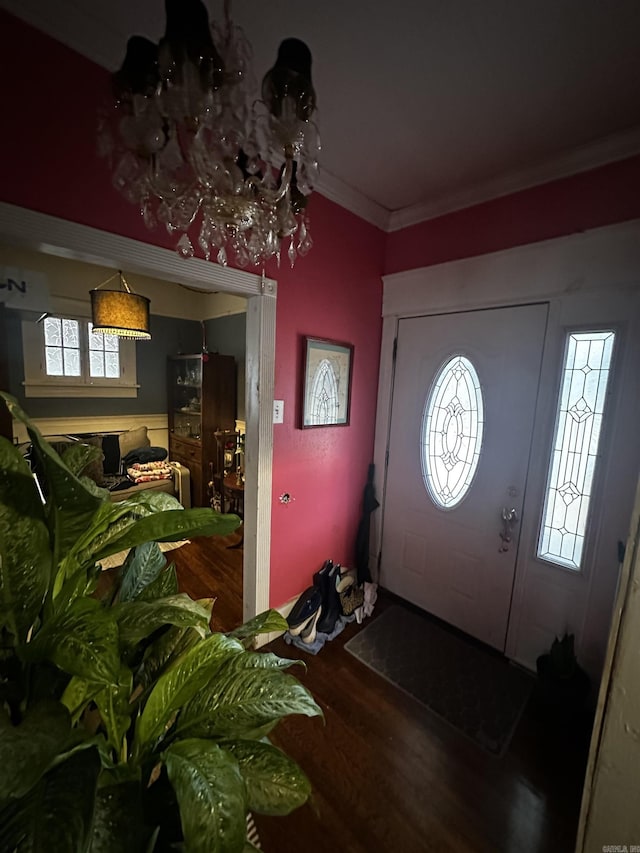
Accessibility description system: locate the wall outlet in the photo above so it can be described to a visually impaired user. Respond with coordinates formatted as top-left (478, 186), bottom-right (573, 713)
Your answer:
top-left (273, 399), bottom-right (284, 424)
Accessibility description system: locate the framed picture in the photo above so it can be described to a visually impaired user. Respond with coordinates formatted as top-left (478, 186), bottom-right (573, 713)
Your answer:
top-left (301, 337), bottom-right (353, 428)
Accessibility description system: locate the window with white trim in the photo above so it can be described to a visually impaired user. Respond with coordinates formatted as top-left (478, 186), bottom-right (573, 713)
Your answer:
top-left (537, 330), bottom-right (615, 570)
top-left (22, 314), bottom-right (138, 398)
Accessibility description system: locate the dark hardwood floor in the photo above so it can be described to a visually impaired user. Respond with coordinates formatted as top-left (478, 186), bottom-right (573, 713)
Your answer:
top-left (173, 536), bottom-right (590, 853)
top-left (172, 529), bottom-right (244, 633)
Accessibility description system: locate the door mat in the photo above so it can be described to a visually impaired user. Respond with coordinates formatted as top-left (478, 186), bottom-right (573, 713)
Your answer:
top-left (344, 604), bottom-right (533, 756)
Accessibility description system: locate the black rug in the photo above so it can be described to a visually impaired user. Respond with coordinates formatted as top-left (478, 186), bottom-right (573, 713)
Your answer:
top-left (345, 604), bottom-right (533, 756)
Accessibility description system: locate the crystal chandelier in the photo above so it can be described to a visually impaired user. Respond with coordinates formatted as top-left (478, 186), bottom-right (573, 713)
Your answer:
top-left (100, 0), bottom-right (319, 269)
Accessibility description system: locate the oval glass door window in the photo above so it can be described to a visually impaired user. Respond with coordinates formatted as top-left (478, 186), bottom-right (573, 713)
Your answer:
top-left (421, 355), bottom-right (484, 508)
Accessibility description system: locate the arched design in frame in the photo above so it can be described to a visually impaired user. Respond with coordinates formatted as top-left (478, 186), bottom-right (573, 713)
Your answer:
top-left (301, 337), bottom-right (353, 428)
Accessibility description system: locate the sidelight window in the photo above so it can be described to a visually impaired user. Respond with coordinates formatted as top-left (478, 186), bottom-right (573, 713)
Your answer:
top-left (421, 355), bottom-right (484, 509)
top-left (537, 330), bottom-right (615, 570)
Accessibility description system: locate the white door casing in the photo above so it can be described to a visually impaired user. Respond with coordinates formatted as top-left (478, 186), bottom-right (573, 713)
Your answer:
top-left (381, 304), bottom-right (548, 651)
top-left (506, 289), bottom-right (640, 681)
top-left (0, 201), bottom-right (276, 623)
top-left (373, 219), bottom-right (640, 684)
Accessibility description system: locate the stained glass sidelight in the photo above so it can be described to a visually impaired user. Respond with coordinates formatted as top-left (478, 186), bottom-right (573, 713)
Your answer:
top-left (310, 359), bottom-right (339, 424)
top-left (421, 355), bottom-right (484, 509)
top-left (537, 331), bottom-right (615, 570)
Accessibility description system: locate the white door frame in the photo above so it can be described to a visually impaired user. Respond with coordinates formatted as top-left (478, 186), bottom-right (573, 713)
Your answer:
top-left (0, 201), bottom-right (276, 622)
top-left (373, 219), bottom-right (640, 676)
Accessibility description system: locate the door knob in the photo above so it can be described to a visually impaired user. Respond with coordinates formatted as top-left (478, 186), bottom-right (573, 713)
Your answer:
top-left (499, 507), bottom-right (518, 553)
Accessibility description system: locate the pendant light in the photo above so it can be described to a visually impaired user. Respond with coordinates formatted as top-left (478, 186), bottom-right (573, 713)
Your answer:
top-left (90, 271), bottom-right (151, 340)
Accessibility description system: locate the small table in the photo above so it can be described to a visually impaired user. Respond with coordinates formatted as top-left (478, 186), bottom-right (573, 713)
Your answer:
top-left (223, 473), bottom-right (244, 548)
top-left (223, 472), bottom-right (244, 516)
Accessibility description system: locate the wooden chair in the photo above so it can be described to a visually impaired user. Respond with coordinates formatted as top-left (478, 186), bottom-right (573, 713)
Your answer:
top-left (212, 431), bottom-right (243, 515)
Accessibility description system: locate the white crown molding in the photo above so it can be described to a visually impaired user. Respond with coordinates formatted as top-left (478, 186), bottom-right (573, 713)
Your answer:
top-left (315, 170), bottom-right (390, 231)
top-left (381, 218), bottom-right (640, 317)
top-left (387, 126), bottom-right (640, 232)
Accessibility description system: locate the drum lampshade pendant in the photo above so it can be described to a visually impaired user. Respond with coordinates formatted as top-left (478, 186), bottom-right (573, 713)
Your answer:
top-left (90, 272), bottom-right (151, 340)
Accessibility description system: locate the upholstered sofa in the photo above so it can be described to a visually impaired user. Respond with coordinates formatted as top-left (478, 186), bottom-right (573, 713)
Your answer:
top-left (32, 426), bottom-right (191, 507)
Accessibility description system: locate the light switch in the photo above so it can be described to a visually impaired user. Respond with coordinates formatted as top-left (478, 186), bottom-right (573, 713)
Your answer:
top-left (273, 399), bottom-right (284, 423)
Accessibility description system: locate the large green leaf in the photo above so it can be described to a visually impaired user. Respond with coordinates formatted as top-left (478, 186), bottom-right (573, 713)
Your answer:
top-left (59, 500), bottom-right (167, 588)
top-left (0, 700), bottom-right (71, 802)
top-left (220, 651), bottom-right (305, 672)
top-left (114, 594), bottom-right (212, 648)
top-left (93, 509), bottom-right (241, 559)
top-left (60, 442), bottom-right (103, 478)
top-left (222, 740), bottom-right (311, 816)
top-left (136, 634), bottom-right (244, 755)
top-left (0, 437), bottom-right (51, 643)
top-left (60, 677), bottom-right (102, 725)
top-left (176, 663), bottom-right (323, 741)
top-left (89, 781), bottom-right (152, 853)
top-left (0, 747), bottom-right (100, 852)
top-left (1, 394), bottom-right (105, 571)
top-left (94, 664), bottom-right (133, 755)
top-left (227, 610), bottom-right (289, 646)
top-left (136, 626), bottom-right (202, 693)
top-left (164, 739), bottom-right (246, 853)
top-left (119, 542), bottom-right (167, 602)
top-left (22, 598), bottom-right (120, 686)
top-left (136, 563), bottom-right (179, 602)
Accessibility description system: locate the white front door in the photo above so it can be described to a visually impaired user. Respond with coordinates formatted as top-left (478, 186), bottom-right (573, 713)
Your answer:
top-left (380, 303), bottom-right (548, 651)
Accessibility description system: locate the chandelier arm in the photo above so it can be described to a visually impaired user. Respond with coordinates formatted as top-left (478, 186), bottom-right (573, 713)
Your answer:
top-left (247, 153), bottom-right (294, 204)
top-left (145, 163), bottom-right (201, 208)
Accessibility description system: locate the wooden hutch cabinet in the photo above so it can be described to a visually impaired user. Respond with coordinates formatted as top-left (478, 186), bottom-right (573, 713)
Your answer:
top-left (168, 353), bottom-right (236, 507)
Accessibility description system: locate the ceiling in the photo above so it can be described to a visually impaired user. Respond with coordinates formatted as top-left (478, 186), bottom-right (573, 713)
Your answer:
top-left (3, 0), bottom-right (640, 229)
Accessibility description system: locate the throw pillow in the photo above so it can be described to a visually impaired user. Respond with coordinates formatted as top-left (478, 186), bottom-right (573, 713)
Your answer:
top-left (118, 426), bottom-right (150, 460)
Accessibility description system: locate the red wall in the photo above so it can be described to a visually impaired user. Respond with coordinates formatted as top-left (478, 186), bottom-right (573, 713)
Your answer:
top-left (384, 154), bottom-right (640, 275)
top-left (0, 13), bottom-right (172, 248)
top-left (3, 12), bottom-right (639, 607)
top-left (268, 197), bottom-right (384, 605)
top-left (0, 11), bottom-right (385, 607)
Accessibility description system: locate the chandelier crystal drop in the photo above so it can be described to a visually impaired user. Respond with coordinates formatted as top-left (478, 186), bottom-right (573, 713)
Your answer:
top-left (99, 0), bottom-right (320, 269)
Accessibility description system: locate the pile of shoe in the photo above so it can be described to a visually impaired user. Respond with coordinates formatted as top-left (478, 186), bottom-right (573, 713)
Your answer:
top-left (285, 559), bottom-right (361, 652)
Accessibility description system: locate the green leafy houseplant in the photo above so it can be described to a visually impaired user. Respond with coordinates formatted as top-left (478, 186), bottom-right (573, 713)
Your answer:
top-left (0, 393), bottom-right (322, 852)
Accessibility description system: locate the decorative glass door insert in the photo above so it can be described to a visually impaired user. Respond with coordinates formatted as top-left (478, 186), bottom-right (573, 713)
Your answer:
top-left (421, 355), bottom-right (484, 509)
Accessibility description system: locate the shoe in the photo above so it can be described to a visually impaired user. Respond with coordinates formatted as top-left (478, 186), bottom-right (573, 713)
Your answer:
top-left (317, 563), bottom-right (341, 635)
top-left (287, 586), bottom-right (322, 635)
top-left (336, 567), bottom-right (356, 593)
top-left (312, 558), bottom-right (333, 586)
top-left (288, 606), bottom-right (321, 637)
top-left (300, 607), bottom-right (322, 644)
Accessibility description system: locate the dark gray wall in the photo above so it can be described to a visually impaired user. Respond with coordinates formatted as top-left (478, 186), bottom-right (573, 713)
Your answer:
top-left (205, 313), bottom-right (246, 419)
top-left (4, 310), bottom-right (246, 420)
top-left (6, 313), bottom-right (202, 418)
